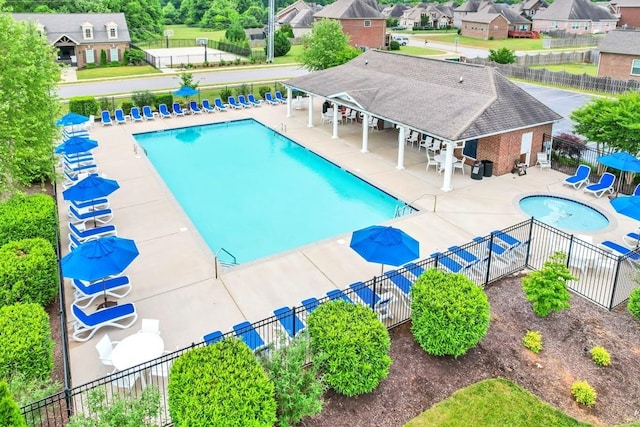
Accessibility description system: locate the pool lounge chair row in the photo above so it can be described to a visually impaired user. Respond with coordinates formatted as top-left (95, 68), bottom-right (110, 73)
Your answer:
top-left (563, 165), bottom-right (615, 198)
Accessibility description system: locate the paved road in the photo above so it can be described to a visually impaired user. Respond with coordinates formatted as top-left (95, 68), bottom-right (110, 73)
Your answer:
top-left (56, 65), bottom-right (309, 98)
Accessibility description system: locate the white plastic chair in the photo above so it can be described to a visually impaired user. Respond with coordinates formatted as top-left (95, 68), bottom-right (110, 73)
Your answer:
top-left (426, 151), bottom-right (440, 172)
top-left (95, 334), bottom-right (117, 372)
top-left (406, 131), bottom-right (419, 147)
top-left (114, 368), bottom-right (144, 390)
top-left (138, 318), bottom-right (160, 335)
top-left (453, 156), bottom-right (466, 175)
top-left (536, 152), bottom-right (551, 170)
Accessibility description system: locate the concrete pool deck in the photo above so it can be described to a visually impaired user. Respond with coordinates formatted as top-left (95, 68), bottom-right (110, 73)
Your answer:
top-left (61, 99), bottom-right (636, 385)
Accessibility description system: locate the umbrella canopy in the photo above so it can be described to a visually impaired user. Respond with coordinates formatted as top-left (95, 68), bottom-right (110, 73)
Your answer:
top-left (54, 136), bottom-right (98, 155)
top-left (61, 236), bottom-right (139, 282)
top-left (62, 174), bottom-right (120, 202)
top-left (173, 86), bottom-right (198, 97)
top-left (350, 226), bottom-right (419, 270)
top-left (56, 112), bottom-right (90, 127)
top-left (611, 196), bottom-right (640, 222)
top-left (597, 152), bottom-right (640, 173)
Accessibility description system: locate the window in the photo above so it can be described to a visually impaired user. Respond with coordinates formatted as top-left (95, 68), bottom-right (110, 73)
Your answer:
top-left (551, 21), bottom-right (557, 28)
top-left (109, 27), bottom-right (117, 38)
top-left (364, 20), bottom-right (371, 27)
top-left (571, 22), bottom-right (579, 30)
top-left (584, 23), bottom-right (589, 30)
top-left (110, 48), bottom-right (118, 62)
top-left (86, 49), bottom-right (95, 64)
top-left (82, 23), bottom-right (94, 40)
top-left (631, 59), bottom-right (640, 76)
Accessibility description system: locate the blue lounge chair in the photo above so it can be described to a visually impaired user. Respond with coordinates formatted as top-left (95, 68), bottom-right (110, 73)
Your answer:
top-left (114, 109), bottom-right (127, 124)
top-left (563, 165), bottom-right (591, 189)
top-left (623, 229), bottom-right (640, 248)
top-left (326, 289), bottom-right (353, 303)
top-left (189, 100), bottom-right (203, 114)
top-left (142, 105), bottom-right (155, 120)
top-left (232, 321), bottom-right (266, 351)
top-left (64, 162), bottom-right (98, 177)
top-left (172, 102), bottom-right (185, 117)
top-left (72, 276), bottom-right (132, 309)
top-left (101, 110), bottom-right (113, 126)
top-left (275, 91), bottom-right (288, 104)
top-left (248, 94), bottom-right (262, 107)
top-left (204, 330), bottom-right (224, 345)
top-left (214, 98), bottom-right (228, 112)
top-left (349, 281), bottom-right (394, 320)
top-left (63, 154), bottom-right (94, 169)
top-left (384, 270), bottom-right (414, 295)
top-left (130, 107), bottom-right (144, 122)
top-left (473, 236), bottom-right (512, 266)
top-left (600, 240), bottom-right (640, 264)
top-left (158, 104), bottom-right (172, 118)
top-left (301, 297), bottom-right (319, 313)
top-left (238, 95), bottom-right (252, 108)
top-left (584, 172), bottom-right (615, 198)
top-left (71, 303), bottom-right (138, 342)
top-left (431, 252), bottom-right (468, 274)
top-left (227, 96), bottom-right (243, 109)
top-left (69, 222), bottom-right (117, 244)
top-left (264, 93), bottom-right (278, 105)
top-left (69, 206), bottom-right (113, 226)
top-left (448, 245), bottom-right (486, 276)
top-left (274, 306), bottom-right (305, 338)
top-left (69, 197), bottom-right (109, 212)
top-left (201, 99), bottom-right (216, 113)
top-left (491, 230), bottom-right (529, 258)
top-left (404, 262), bottom-right (425, 278)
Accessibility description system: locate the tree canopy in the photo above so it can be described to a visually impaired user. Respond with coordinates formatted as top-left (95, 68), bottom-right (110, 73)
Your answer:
top-left (300, 19), bottom-right (360, 71)
top-left (488, 47), bottom-right (517, 64)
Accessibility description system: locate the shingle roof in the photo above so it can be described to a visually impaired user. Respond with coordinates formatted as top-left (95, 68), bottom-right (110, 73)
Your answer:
top-left (11, 13), bottom-right (130, 44)
top-left (314, 0), bottom-right (384, 19)
top-left (612, 0), bottom-right (640, 7)
top-left (534, 0), bottom-right (617, 21)
top-left (598, 29), bottom-right (640, 55)
top-left (491, 3), bottom-right (532, 23)
top-left (461, 11), bottom-right (503, 24)
top-left (286, 50), bottom-right (561, 141)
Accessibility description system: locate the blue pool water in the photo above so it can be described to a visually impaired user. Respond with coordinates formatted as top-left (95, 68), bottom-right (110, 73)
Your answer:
top-left (519, 195), bottom-right (609, 232)
top-left (135, 119), bottom-right (408, 263)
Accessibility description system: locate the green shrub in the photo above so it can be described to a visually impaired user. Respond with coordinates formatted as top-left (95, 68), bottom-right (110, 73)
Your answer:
top-left (0, 193), bottom-right (57, 248)
top-left (628, 287), bottom-right (640, 321)
top-left (99, 49), bottom-right (107, 66)
top-left (258, 86), bottom-right (271, 99)
top-left (307, 300), bottom-right (391, 396)
top-left (389, 40), bottom-right (400, 50)
top-left (68, 96), bottom-right (99, 117)
top-left (235, 83), bottom-right (250, 97)
top-left (219, 87), bottom-right (233, 103)
top-left (67, 386), bottom-right (160, 427)
top-left (522, 330), bottom-right (543, 354)
top-left (168, 338), bottom-right (276, 426)
top-left (123, 48), bottom-right (146, 65)
top-left (522, 251), bottom-right (575, 317)
top-left (411, 268), bottom-right (490, 357)
top-left (98, 97), bottom-right (112, 113)
top-left (589, 346), bottom-right (611, 367)
top-left (0, 238), bottom-right (58, 308)
top-left (0, 303), bottom-right (53, 381)
top-left (154, 94), bottom-right (173, 110)
top-left (261, 332), bottom-right (324, 427)
top-left (131, 91), bottom-right (156, 108)
top-left (571, 380), bottom-right (596, 407)
top-left (0, 381), bottom-right (27, 427)
top-left (120, 102), bottom-right (134, 115)
top-left (7, 372), bottom-right (60, 409)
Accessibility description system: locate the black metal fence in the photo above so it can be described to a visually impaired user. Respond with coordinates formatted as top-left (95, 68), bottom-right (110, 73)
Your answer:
top-left (20, 218), bottom-right (639, 425)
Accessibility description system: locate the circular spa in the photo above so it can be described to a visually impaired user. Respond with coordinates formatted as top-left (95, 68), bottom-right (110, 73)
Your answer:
top-left (519, 195), bottom-right (610, 232)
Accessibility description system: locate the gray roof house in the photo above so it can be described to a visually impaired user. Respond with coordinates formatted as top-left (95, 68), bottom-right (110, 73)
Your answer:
top-left (284, 50), bottom-right (561, 186)
top-left (12, 13), bottom-right (130, 68)
top-left (314, 0), bottom-right (386, 50)
top-left (460, 3), bottom-right (533, 38)
top-left (597, 29), bottom-right (640, 80)
top-left (276, 0), bottom-right (321, 37)
top-left (532, 0), bottom-right (618, 34)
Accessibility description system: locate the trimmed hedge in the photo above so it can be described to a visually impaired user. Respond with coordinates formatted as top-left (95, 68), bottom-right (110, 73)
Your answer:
top-left (168, 338), bottom-right (276, 426)
top-left (307, 300), bottom-right (391, 396)
top-left (0, 381), bottom-right (27, 427)
top-left (411, 268), bottom-right (490, 357)
top-left (0, 193), bottom-right (57, 248)
top-left (0, 238), bottom-right (58, 308)
top-left (0, 303), bottom-right (54, 381)
top-left (68, 96), bottom-right (99, 117)
top-left (628, 287), bottom-right (640, 321)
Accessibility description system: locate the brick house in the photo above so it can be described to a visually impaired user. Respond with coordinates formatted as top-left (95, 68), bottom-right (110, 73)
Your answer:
top-left (510, 0), bottom-right (549, 19)
top-left (285, 50), bottom-right (561, 187)
top-left (461, 4), bottom-right (532, 39)
top-left (12, 13), bottom-right (130, 69)
top-left (609, 0), bottom-right (640, 28)
top-left (275, 0), bottom-right (321, 37)
top-left (532, 0), bottom-right (618, 34)
top-left (400, 3), bottom-right (455, 29)
top-left (313, 0), bottom-right (386, 50)
top-left (597, 29), bottom-right (640, 80)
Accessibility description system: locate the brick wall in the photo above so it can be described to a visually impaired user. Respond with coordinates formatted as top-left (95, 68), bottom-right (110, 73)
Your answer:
top-left (461, 16), bottom-right (509, 39)
top-left (598, 53), bottom-right (640, 80)
top-left (76, 42), bottom-right (129, 69)
top-left (475, 123), bottom-right (553, 176)
top-left (619, 7), bottom-right (640, 27)
top-left (340, 19), bottom-right (386, 49)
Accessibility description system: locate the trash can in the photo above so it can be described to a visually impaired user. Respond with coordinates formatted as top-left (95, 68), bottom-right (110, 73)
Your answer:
top-left (471, 161), bottom-right (484, 180)
top-left (482, 160), bottom-right (493, 177)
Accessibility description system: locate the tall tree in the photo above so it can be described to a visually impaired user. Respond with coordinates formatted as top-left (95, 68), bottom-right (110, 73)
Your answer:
top-left (571, 91), bottom-right (640, 154)
top-left (300, 19), bottom-right (360, 71)
top-left (0, 13), bottom-right (60, 193)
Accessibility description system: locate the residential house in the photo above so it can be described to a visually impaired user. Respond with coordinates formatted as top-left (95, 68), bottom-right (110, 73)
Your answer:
top-left (12, 13), bottom-right (130, 69)
top-left (454, 0), bottom-right (492, 28)
top-left (381, 4), bottom-right (410, 19)
top-left (275, 0), bottom-right (320, 37)
top-left (597, 29), bottom-right (640, 80)
top-left (400, 2), bottom-right (456, 29)
top-left (460, 4), bottom-right (533, 39)
top-left (314, 0), bottom-right (386, 49)
top-left (511, 0), bottom-right (549, 20)
top-left (532, 0), bottom-right (618, 34)
top-left (609, 0), bottom-right (640, 28)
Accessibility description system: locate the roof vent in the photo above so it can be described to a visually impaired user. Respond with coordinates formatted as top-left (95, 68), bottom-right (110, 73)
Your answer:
top-left (459, 76), bottom-right (464, 83)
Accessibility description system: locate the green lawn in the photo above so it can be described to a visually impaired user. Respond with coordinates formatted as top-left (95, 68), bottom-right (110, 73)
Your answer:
top-left (271, 44), bottom-right (304, 65)
top-left (529, 63), bottom-right (597, 76)
top-left (164, 24), bottom-right (225, 41)
top-left (405, 379), bottom-right (590, 427)
top-left (394, 46), bottom-right (446, 56)
top-left (427, 33), bottom-right (544, 51)
top-left (75, 65), bottom-right (161, 80)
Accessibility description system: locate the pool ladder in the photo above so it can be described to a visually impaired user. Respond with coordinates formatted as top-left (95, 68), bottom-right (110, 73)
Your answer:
top-left (214, 247), bottom-right (238, 278)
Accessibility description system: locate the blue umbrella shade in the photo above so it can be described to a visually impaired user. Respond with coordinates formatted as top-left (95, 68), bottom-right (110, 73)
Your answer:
top-left (55, 136), bottom-right (98, 155)
top-left (56, 112), bottom-right (90, 127)
top-left (350, 225), bottom-right (420, 267)
top-left (61, 236), bottom-right (139, 282)
top-left (597, 152), bottom-right (640, 173)
top-left (173, 86), bottom-right (199, 97)
top-left (611, 196), bottom-right (640, 221)
top-left (62, 174), bottom-right (120, 202)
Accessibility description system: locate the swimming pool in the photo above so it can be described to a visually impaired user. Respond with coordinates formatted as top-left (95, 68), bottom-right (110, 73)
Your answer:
top-left (519, 195), bottom-right (609, 232)
top-left (135, 119), bottom-right (410, 263)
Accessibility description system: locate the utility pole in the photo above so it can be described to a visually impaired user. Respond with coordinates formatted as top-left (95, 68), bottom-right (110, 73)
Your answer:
top-left (267, 0), bottom-right (275, 63)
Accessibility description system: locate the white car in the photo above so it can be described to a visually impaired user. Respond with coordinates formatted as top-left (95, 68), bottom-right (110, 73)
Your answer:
top-left (392, 35), bottom-right (409, 46)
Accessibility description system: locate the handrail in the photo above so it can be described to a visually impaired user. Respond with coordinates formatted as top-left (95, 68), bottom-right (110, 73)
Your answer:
top-left (214, 247), bottom-right (238, 277)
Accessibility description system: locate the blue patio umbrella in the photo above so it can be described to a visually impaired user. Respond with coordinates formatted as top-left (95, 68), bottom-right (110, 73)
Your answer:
top-left (598, 152), bottom-right (640, 196)
top-left (56, 112), bottom-right (90, 127)
top-left (62, 174), bottom-right (120, 202)
top-left (173, 86), bottom-right (199, 98)
top-left (611, 196), bottom-right (640, 246)
top-left (54, 136), bottom-right (98, 155)
top-left (350, 225), bottom-right (419, 274)
top-left (61, 236), bottom-right (139, 307)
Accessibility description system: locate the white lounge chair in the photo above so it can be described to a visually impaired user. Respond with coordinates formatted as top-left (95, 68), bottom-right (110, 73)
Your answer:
top-left (69, 206), bottom-right (113, 227)
top-left (72, 276), bottom-right (132, 308)
top-left (71, 303), bottom-right (138, 342)
top-left (563, 165), bottom-right (591, 189)
top-left (584, 172), bottom-right (615, 198)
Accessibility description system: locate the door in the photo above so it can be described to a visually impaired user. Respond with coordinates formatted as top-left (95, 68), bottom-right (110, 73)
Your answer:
top-left (520, 132), bottom-right (532, 166)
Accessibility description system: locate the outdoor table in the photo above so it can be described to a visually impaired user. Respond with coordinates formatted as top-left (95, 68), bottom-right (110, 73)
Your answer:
top-left (434, 154), bottom-right (458, 173)
top-left (111, 332), bottom-right (165, 371)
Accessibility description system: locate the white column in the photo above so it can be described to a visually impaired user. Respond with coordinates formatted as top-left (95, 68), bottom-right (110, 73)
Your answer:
top-left (332, 103), bottom-right (339, 139)
top-left (307, 95), bottom-right (313, 128)
top-left (286, 87), bottom-right (292, 118)
top-left (361, 113), bottom-right (369, 153)
top-left (397, 126), bottom-right (406, 170)
top-left (441, 141), bottom-right (454, 192)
